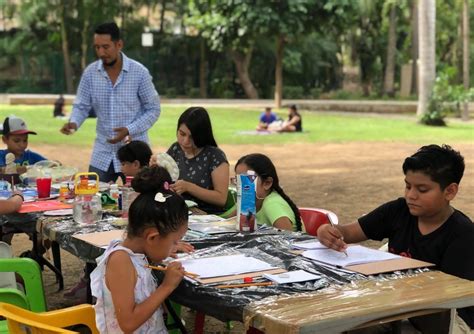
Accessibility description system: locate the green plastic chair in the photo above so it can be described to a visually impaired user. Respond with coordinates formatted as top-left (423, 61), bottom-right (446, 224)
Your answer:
top-left (0, 257), bottom-right (47, 333)
top-left (219, 188), bottom-right (237, 219)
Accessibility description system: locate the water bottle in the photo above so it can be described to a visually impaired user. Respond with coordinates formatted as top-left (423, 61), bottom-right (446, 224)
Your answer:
top-left (73, 173), bottom-right (102, 225)
top-left (121, 176), bottom-right (138, 218)
top-left (109, 184), bottom-right (120, 210)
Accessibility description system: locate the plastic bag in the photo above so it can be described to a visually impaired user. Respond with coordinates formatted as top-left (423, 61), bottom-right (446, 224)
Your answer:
top-left (20, 160), bottom-right (78, 185)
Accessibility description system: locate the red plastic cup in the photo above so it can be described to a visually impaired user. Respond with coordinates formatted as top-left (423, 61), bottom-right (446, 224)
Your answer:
top-left (36, 177), bottom-right (52, 198)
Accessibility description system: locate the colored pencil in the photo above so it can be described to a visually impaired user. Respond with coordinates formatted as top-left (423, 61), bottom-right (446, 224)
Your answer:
top-left (215, 282), bottom-right (273, 289)
top-left (145, 264), bottom-right (199, 278)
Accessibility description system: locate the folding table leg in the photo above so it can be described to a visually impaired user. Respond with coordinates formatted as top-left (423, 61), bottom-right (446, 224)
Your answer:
top-left (194, 312), bottom-right (205, 334)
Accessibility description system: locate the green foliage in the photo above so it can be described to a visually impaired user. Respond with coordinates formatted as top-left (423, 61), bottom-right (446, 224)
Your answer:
top-left (420, 67), bottom-right (474, 126)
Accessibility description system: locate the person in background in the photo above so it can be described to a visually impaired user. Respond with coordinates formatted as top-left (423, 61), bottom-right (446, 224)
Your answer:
top-left (60, 21), bottom-right (160, 183)
top-left (234, 153), bottom-right (302, 232)
top-left (53, 94), bottom-right (66, 118)
top-left (317, 144), bottom-right (473, 333)
top-left (0, 116), bottom-right (46, 174)
top-left (277, 104), bottom-right (302, 132)
top-left (256, 107), bottom-right (278, 131)
top-left (91, 166), bottom-right (188, 333)
top-left (166, 107), bottom-right (229, 214)
top-left (117, 140), bottom-right (153, 178)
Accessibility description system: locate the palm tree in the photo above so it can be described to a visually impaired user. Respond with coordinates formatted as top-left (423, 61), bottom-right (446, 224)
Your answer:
top-left (417, 0), bottom-right (436, 116)
top-left (462, 0), bottom-right (470, 121)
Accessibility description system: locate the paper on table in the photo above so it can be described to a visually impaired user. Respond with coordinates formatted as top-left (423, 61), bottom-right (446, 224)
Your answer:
top-left (263, 270), bottom-right (321, 284)
top-left (189, 214), bottom-right (225, 224)
top-left (188, 222), bottom-right (236, 234)
top-left (302, 244), bottom-right (401, 267)
top-left (292, 240), bottom-right (327, 250)
top-left (178, 254), bottom-right (277, 278)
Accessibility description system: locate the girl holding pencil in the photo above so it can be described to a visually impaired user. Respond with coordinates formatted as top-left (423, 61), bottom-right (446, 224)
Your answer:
top-left (91, 165), bottom-right (189, 333)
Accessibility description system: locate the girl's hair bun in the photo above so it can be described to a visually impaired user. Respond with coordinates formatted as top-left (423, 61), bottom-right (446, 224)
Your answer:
top-left (131, 165), bottom-right (172, 194)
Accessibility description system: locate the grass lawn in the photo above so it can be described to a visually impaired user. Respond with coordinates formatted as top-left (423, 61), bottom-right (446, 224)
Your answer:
top-left (0, 104), bottom-right (472, 147)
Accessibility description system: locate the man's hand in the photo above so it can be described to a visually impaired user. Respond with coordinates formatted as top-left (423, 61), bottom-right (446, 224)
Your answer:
top-left (60, 122), bottom-right (77, 135)
top-left (108, 127), bottom-right (130, 144)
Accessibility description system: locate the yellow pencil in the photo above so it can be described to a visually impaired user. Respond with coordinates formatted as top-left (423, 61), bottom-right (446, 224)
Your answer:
top-left (145, 264), bottom-right (199, 278)
top-left (215, 282), bottom-right (273, 289)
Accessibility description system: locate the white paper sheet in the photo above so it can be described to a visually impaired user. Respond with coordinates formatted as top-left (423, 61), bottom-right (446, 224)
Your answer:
top-left (178, 254), bottom-right (277, 278)
top-left (263, 270), bottom-right (321, 284)
top-left (302, 245), bottom-right (401, 267)
top-left (292, 240), bottom-right (327, 250)
top-left (188, 214), bottom-right (225, 224)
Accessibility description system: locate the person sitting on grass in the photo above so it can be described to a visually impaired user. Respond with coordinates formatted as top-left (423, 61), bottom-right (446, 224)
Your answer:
top-left (256, 107), bottom-right (278, 131)
top-left (317, 144), bottom-right (473, 333)
top-left (276, 104), bottom-right (302, 133)
top-left (91, 166), bottom-right (188, 333)
top-left (234, 153), bottom-right (302, 232)
top-left (0, 116), bottom-right (46, 174)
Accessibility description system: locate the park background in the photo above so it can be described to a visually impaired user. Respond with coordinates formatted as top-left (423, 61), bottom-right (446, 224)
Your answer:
top-left (1, 1), bottom-right (473, 332)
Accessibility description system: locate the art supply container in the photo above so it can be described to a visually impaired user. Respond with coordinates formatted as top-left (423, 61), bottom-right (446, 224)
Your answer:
top-left (73, 172), bottom-right (102, 225)
top-left (36, 176), bottom-right (52, 198)
top-left (236, 171), bottom-right (257, 232)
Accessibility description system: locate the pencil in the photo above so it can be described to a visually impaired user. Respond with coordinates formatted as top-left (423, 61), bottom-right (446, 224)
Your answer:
top-left (326, 213), bottom-right (348, 257)
top-left (215, 282), bottom-right (273, 289)
top-left (145, 264), bottom-right (199, 278)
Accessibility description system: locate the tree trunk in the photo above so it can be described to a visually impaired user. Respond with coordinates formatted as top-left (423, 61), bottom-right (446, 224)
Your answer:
top-left (383, 4), bottom-right (397, 97)
top-left (230, 49), bottom-right (258, 99)
top-left (417, 0), bottom-right (436, 116)
top-left (410, 0), bottom-right (419, 95)
top-left (274, 35), bottom-right (285, 108)
top-left (159, 0), bottom-right (167, 33)
top-left (60, 0), bottom-right (74, 93)
top-left (199, 37), bottom-right (207, 98)
top-left (462, 0), bottom-right (470, 121)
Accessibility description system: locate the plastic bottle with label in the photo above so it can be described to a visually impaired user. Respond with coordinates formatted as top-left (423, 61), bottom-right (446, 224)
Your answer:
top-left (121, 176), bottom-right (138, 218)
top-left (109, 184), bottom-right (120, 210)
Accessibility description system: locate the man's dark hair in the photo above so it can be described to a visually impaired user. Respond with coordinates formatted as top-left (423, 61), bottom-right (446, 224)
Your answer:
top-left (402, 144), bottom-right (465, 189)
top-left (94, 22), bottom-right (120, 41)
top-left (117, 140), bottom-right (152, 167)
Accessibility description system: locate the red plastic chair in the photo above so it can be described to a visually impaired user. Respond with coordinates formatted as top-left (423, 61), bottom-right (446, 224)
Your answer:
top-left (299, 208), bottom-right (336, 236)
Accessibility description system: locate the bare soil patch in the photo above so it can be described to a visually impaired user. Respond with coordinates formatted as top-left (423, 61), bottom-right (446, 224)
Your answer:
top-left (11, 141), bottom-right (473, 332)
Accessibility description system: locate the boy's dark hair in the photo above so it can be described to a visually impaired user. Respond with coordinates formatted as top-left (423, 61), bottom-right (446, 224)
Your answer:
top-left (235, 153), bottom-right (302, 231)
top-left (177, 106), bottom-right (217, 148)
top-left (128, 165), bottom-right (188, 237)
top-left (402, 144), bottom-right (465, 189)
top-left (94, 22), bottom-right (120, 41)
top-left (117, 140), bottom-right (152, 167)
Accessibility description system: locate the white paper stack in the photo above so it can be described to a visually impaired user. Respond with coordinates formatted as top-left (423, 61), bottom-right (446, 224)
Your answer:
top-left (263, 270), bottom-right (321, 284)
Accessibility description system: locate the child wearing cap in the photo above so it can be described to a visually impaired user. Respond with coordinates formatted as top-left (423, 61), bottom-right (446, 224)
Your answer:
top-left (0, 116), bottom-right (47, 173)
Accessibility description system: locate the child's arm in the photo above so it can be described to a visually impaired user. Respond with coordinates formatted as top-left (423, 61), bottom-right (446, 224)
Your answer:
top-left (0, 192), bottom-right (23, 214)
top-left (106, 250), bottom-right (184, 333)
top-left (273, 216), bottom-right (293, 231)
top-left (317, 222), bottom-right (368, 252)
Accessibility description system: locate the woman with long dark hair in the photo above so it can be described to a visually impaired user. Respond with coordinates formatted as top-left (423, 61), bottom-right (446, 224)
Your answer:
top-left (167, 107), bottom-right (229, 214)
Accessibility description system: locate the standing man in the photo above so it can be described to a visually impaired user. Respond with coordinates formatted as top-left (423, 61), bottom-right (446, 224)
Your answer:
top-left (60, 22), bottom-right (160, 182)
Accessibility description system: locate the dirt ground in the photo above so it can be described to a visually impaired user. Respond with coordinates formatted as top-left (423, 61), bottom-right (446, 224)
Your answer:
top-left (10, 141), bottom-right (473, 333)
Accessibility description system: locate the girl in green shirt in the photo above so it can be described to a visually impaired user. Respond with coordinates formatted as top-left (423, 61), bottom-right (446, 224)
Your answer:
top-left (235, 153), bottom-right (302, 232)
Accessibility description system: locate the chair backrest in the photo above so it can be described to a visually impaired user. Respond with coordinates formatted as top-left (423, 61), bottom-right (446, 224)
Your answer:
top-left (0, 302), bottom-right (98, 334)
top-left (0, 257), bottom-right (46, 312)
top-left (0, 242), bottom-right (16, 290)
top-left (219, 188), bottom-right (237, 218)
top-left (299, 208), bottom-right (336, 236)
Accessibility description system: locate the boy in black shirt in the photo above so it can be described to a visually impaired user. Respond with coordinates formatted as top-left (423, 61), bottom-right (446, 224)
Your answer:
top-left (318, 144), bottom-right (474, 333)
